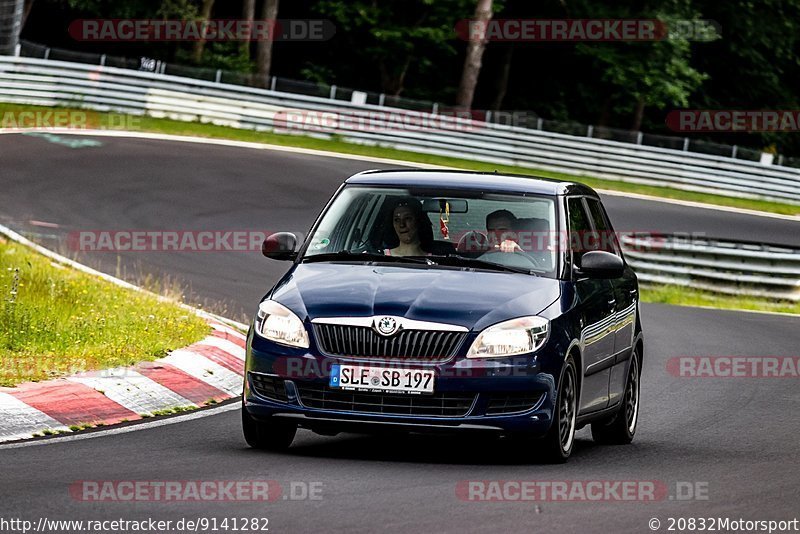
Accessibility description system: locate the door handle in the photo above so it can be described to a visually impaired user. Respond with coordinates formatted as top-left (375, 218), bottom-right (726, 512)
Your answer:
top-left (607, 298), bottom-right (616, 307)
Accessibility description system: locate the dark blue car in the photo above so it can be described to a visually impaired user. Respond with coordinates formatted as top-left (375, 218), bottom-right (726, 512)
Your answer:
top-left (242, 170), bottom-right (644, 462)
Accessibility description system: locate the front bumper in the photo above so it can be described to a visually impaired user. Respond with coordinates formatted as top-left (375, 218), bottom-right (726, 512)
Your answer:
top-left (243, 330), bottom-right (559, 436)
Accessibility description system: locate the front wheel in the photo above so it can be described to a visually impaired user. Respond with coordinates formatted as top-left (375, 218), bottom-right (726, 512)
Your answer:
top-left (540, 355), bottom-right (578, 463)
top-left (591, 347), bottom-right (641, 444)
top-left (242, 407), bottom-right (297, 451)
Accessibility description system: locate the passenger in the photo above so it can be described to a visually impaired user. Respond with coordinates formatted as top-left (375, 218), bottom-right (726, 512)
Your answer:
top-left (385, 198), bottom-right (434, 256)
top-left (486, 209), bottom-right (522, 253)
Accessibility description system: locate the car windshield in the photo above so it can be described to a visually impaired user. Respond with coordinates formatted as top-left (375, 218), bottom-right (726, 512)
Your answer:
top-left (301, 185), bottom-right (559, 277)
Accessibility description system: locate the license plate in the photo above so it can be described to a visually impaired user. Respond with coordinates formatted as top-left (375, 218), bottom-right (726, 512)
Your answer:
top-left (329, 364), bottom-right (435, 394)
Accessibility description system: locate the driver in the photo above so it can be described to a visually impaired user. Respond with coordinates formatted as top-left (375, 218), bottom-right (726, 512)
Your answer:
top-left (486, 209), bottom-right (522, 253)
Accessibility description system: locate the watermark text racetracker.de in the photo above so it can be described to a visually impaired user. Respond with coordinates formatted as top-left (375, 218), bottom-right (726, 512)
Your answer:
top-left (667, 356), bottom-right (800, 378)
top-left (666, 110), bottom-right (800, 132)
top-left (0, 110), bottom-right (141, 131)
top-left (456, 480), bottom-right (709, 502)
top-left (69, 18), bottom-right (335, 42)
top-left (68, 230), bottom-right (300, 252)
top-left (69, 480), bottom-right (323, 502)
top-left (454, 18), bottom-right (719, 42)
top-left (273, 109), bottom-right (489, 134)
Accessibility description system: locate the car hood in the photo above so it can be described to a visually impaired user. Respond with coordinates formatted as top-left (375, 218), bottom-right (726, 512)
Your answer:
top-left (270, 263), bottom-right (560, 331)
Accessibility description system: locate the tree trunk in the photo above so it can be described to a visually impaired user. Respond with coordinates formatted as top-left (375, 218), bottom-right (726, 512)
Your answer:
top-left (631, 97), bottom-right (646, 132)
top-left (256, 0), bottom-right (279, 87)
top-left (191, 0), bottom-right (215, 64)
top-left (21, 0), bottom-right (34, 30)
top-left (489, 44), bottom-right (514, 111)
top-left (456, 0), bottom-right (493, 110)
top-left (379, 58), bottom-right (410, 96)
top-left (240, 0), bottom-right (256, 60)
top-left (597, 96), bottom-right (612, 128)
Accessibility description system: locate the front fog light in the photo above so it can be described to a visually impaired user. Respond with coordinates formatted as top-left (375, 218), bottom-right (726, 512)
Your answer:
top-left (255, 300), bottom-right (309, 348)
top-left (467, 316), bottom-right (549, 358)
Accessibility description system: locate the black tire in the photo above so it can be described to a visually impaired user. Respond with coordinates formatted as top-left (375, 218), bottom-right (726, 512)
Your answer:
top-left (591, 347), bottom-right (641, 445)
top-left (540, 355), bottom-right (578, 463)
top-left (242, 407), bottom-right (297, 451)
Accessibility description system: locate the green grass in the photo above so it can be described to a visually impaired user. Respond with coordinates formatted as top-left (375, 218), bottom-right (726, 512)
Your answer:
top-left (2, 102), bottom-right (798, 216)
top-left (640, 284), bottom-right (800, 315)
top-left (149, 406), bottom-right (197, 417)
top-left (0, 238), bottom-right (210, 387)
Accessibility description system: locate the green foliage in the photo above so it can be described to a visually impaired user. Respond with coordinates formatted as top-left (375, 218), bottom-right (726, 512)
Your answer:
top-left (66, 0), bottom-right (199, 18)
top-left (574, 0), bottom-right (712, 125)
top-left (174, 41), bottom-right (254, 72)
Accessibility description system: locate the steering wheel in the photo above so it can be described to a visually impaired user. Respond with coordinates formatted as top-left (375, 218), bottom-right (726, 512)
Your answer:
top-left (479, 249), bottom-right (542, 270)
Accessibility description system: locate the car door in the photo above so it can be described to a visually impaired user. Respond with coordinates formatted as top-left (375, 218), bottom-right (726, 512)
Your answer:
top-left (585, 197), bottom-right (638, 406)
top-left (567, 197), bottom-right (615, 413)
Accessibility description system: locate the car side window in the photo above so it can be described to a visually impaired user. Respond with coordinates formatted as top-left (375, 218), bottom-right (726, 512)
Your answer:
top-left (567, 197), bottom-right (593, 267)
top-left (585, 198), bottom-right (621, 256)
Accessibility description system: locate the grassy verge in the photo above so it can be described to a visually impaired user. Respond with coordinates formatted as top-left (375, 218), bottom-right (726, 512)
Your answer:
top-left (0, 238), bottom-right (210, 387)
top-left (2, 102), bottom-right (799, 216)
top-left (640, 284), bottom-right (800, 315)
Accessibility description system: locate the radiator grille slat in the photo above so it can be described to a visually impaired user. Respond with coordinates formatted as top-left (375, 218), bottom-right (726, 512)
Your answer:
top-left (313, 324), bottom-right (465, 362)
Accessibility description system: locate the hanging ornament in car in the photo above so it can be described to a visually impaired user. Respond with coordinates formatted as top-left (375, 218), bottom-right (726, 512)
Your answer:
top-left (439, 201), bottom-right (450, 239)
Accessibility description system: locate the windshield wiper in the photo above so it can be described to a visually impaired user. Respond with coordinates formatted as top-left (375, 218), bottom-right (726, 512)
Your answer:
top-left (302, 250), bottom-right (435, 265)
top-left (428, 254), bottom-right (536, 275)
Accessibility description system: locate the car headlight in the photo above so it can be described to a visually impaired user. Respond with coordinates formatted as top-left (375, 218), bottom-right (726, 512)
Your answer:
top-left (255, 300), bottom-right (309, 348)
top-left (467, 316), bottom-right (549, 358)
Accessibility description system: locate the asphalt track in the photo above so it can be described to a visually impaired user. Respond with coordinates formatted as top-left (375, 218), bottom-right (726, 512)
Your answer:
top-left (1, 132), bottom-right (799, 533)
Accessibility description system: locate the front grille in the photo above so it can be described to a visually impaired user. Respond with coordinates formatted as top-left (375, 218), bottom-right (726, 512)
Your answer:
top-left (250, 373), bottom-right (288, 402)
top-left (312, 324), bottom-right (465, 362)
top-left (295, 383), bottom-right (475, 417)
top-left (485, 392), bottom-right (545, 415)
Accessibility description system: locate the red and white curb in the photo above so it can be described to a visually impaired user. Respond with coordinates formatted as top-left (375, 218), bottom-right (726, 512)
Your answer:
top-left (0, 321), bottom-right (247, 443)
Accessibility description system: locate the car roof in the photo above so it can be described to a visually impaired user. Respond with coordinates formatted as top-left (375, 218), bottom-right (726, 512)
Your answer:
top-left (344, 169), bottom-right (598, 197)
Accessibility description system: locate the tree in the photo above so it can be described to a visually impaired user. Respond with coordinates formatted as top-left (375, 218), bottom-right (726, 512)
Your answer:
top-left (21, 0), bottom-right (34, 30)
top-left (488, 43), bottom-right (513, 110)
top-left (240, 0), bottom-right (255, 60)
top-left (191, 0), bottom-right (215, 64)
top-left (256, 0), bottom-right (279, 87)
top-left (455, 0), bottom-right (493, 109)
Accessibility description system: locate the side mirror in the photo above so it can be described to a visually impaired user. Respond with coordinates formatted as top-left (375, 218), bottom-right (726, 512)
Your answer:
top-left (578, 250), bottom-right (624, 279)
top-left (262, 232), bottom-right (298, 261)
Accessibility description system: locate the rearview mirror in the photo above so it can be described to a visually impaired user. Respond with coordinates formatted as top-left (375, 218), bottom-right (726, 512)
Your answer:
top-left (262, 232), bottom-right (298, 261)
top-left (578, 250), bottom-right (624, 279)
top-left (421, 198), bottom-right (468, 213)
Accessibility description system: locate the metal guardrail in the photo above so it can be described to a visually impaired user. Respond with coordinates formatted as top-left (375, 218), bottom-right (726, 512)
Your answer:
top-left (620, 234), bottom-right (800, 301)
top-left (2, 55), bottom-right (800, 206)
top-left (12, 39), bottom-right (776, 166)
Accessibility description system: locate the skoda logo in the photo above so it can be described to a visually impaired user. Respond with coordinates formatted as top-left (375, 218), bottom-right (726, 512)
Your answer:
top-left (375, 316), bottom-right (399, 336)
